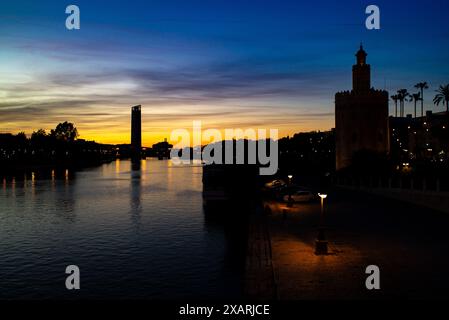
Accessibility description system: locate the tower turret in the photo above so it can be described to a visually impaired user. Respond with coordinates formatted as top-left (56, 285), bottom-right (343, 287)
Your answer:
top-left (352, 45), bottom-right (371, 93)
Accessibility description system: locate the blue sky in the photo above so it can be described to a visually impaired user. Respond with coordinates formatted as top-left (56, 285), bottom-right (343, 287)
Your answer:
top-left (0, 0), bottom-right (448, 144)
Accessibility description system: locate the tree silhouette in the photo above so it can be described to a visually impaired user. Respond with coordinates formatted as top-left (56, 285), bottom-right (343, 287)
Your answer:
top-left (16, 132), bottom-right (27, 144)
top-left (397, 89), bottom-right (410, 117)
top-left (433, 84), bottom-right (449, 113)
top-left (50, 122), bottom-right (78, 142)
top-left (31, 129), bottom-right (47, 139)
top-left (415, 82), bottom-right (429, 117)
top-left (410, 92), bottom-right (421, 118)
top-left (391, 94), bottom-right (399, 117)
top-left (31, 129), bottom-right (49, 146)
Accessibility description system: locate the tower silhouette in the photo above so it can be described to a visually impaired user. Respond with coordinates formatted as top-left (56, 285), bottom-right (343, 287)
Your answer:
top-left (335, 45), bottom-right (389, 170)
top-left (131, 105), bottom-right (142, 159)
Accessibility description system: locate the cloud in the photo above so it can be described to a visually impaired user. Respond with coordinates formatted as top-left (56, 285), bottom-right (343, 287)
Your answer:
top-left (0, 21), bottom-right (342, 142)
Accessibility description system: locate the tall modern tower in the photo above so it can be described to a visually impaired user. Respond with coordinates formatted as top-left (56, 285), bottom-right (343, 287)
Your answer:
top-left (335, 45), bottom-right (389, 170)
top-left (131, 105), bottom-right (142, 158)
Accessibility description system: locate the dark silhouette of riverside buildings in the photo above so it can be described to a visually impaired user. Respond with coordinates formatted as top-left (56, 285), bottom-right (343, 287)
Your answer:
top-left (390, 111), bottom-right (448, 167)
top-left (335, 45), bottom-right (390, 170)
top-left (131, 105), bottom-right (142, 159)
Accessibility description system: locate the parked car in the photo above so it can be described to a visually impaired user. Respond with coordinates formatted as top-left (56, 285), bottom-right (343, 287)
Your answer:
top-left (283, 190), bottom-right (315, 203)
top-left (264, 179), bottom-right (286, 189)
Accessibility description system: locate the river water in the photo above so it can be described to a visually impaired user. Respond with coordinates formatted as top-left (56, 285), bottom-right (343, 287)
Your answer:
top-left (0, 159), bottom-right (243, 299)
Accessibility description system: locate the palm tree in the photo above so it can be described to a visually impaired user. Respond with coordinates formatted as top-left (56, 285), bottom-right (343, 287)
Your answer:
top-left (415, 82), bottom-right (429, 117)
top-left (433, 84), bottom-right (449, 113)
top-left (391, 94), bottom-right (399, 117)
top-left (397, 89), bottom-right (410, 117)
top-left (410, 92), bottom-right (421, 118)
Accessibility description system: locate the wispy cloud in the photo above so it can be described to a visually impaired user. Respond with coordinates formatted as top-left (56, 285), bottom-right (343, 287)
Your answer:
top-left (1, 0), bottom-right (447, 144)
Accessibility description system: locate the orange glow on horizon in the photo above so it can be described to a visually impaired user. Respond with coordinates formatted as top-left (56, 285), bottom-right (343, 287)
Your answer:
top-left (81, 124), bottom-right (334, 146)
top-left (2, 105), bottom-right (335, 147)
top-left (4, 120), bottom-right (334, 147)
top-left (5, 125), bottom-right (335, 146)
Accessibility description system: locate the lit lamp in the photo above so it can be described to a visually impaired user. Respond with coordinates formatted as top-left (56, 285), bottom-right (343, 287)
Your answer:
top-left (287, 175), bottom-right (293, 207)
top-left (315, 193), bottom-right (328, 255)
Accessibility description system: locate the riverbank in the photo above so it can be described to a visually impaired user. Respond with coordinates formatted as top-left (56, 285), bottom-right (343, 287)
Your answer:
top-left (244, 209), bottom-right (278, 300)
top-left (0, 158), bottom-right (115, 177)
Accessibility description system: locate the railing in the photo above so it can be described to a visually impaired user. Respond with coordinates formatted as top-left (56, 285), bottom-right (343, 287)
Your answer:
top-left (335, 176), bottom-right (448, 193)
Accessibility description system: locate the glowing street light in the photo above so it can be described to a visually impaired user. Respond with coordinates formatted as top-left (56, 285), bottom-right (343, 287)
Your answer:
top-left (318, 194), bottom-right (327, 219)
top-left (315, 193), bottom-right (328, 255)
top-left (287, 175), bottom-right (293, 207)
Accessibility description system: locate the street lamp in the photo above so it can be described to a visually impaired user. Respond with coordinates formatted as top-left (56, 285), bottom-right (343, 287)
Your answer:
top-left (287, 175), bottom-right (293, 207)
top-left (315, 193), bottom-right (328, 255)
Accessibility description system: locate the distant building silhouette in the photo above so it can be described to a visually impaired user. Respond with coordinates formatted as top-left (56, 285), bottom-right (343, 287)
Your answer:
top-left (335, 45), bottom-right (389, 170)
top-left (390, 111), bottom-right (448, 166)
top-left (131, 105), bottom-right (142, 159)
top-left (152, 138), bottom-right (173, 160)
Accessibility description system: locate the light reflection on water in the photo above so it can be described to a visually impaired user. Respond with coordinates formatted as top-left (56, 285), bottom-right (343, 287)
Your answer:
top-left (0, 159), bottom-right (242, 299)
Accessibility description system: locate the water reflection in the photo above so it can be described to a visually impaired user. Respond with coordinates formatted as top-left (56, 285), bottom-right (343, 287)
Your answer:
top-left (115, 158), bottom-right (121, 174)
top-left (51, 169), bottom-right (55, 190)
top-left (65, 169), bottom-right (69, 186)
top-left (31, 171), bottom-right (35, 198)
top-left (11, 176), bottom-right (15, 197)
top-left (130, 160), bottom-right (142, 232)
top-left (0, 160), bottom-right (243, 299)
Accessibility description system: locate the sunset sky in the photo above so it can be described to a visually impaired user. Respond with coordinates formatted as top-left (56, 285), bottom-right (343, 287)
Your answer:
top-left (1, 0), bottom-right (448, 146)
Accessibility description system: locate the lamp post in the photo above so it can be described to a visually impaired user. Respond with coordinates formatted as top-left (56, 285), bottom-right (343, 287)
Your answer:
top-left (315, 193), bottom-right (328, 255)
top-left (287, 175), bottom-right (293, 207)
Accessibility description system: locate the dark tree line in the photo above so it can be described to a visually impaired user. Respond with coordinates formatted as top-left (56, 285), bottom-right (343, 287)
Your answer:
top-left (0, 122), bottom-right (115, 170)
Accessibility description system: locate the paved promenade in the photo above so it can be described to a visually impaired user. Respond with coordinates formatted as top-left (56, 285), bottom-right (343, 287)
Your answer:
top-left (262, 188), bottom-right (449, 299)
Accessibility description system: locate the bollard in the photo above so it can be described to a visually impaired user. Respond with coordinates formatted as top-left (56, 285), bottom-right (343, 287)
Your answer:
top-left (315, 228), bottom-right (328, 255)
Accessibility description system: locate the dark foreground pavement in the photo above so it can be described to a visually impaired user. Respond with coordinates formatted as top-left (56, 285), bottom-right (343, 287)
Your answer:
top-left (264, 188), bottom-right (449, 299)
